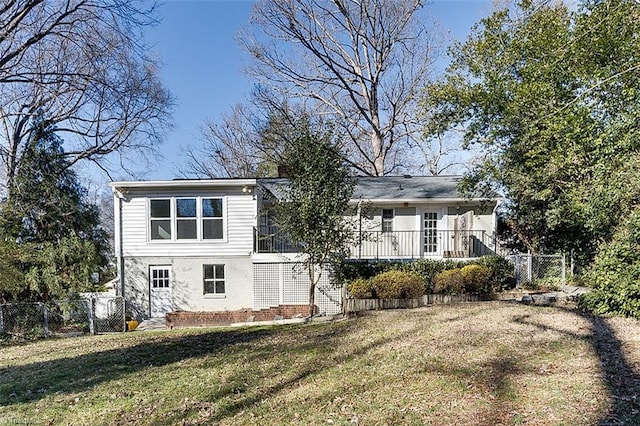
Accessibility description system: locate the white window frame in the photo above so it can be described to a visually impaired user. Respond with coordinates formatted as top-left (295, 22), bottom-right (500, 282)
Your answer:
top-left (148, 196), bottom-right (226, 242)
top-left (203, 264), bottom-right (225, 296)
top-left (175, 197), bottom-right (198, 240)
top-left (149, 198), bottom-right (172, 240)
top-left (381, 208), bottom-right (394, 233)
top-left (150, 265), bottom-right (171, 288)
top-left (201, 197), bottom-right (224, 240)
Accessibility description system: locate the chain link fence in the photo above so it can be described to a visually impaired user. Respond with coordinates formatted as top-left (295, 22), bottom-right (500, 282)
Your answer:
top-left (0, 296), bottom-right (125, 339)
top-left (506, 254), bottom-right (567, 288)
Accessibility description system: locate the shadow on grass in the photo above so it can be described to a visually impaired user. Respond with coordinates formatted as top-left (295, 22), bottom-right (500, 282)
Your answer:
top-left (161, 326), bottom-right (393, 424)
top-left (0, 325), bottom-right (287, 407)
top-left (1, 318), bottom-right (405, 424)
top-left (515, 306), bottom-right (640, 425)
top-left (586, 313), bottom-right (640, 425)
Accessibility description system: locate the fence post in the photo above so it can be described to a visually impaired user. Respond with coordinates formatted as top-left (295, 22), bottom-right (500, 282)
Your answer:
top-left (88, 298), bottom-right (95, 335)
top-left (0, 304), bottom-right (4, 335)
top-left (562, 253), bottom-right (566, 286)
top-left (121, 297), bottom-right (126, 332)
top-left (42, 302), bottom-right (49, 338)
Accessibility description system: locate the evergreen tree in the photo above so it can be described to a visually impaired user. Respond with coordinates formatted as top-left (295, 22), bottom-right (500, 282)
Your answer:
top-left (0, 120), bottom-right (109, 301)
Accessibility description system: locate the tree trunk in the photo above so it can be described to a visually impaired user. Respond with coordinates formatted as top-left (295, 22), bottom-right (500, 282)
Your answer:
top-left (372, 130), bottom-right (385, 176)
top-left (308, 263), bottom-right (316, 317)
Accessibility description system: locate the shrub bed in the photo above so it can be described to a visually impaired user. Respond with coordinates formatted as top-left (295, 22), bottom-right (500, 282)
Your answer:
top-left (342, 256), bottom-right (515, 297)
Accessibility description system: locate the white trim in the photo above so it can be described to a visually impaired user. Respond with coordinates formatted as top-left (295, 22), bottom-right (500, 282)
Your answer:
top-left (147, 196), bottom-right (228, 243)
top-left (110, 179), bottom-right (256, 189)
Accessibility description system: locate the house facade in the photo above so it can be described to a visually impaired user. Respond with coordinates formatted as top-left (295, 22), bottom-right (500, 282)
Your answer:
top-left (110, 176), bottom-right (501, 322)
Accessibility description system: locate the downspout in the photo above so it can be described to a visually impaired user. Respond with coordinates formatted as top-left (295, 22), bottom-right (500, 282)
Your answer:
top-left (112, 187), bottom-right (128, 297)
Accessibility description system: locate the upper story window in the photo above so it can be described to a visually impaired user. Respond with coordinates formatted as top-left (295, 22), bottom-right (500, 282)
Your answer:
top-left (202, 198), bottom-right (223, 239)
top-left (381, 209), bottom-right (394, 233)
top-left (150, 199), bottom-right (171, 240)
top-left (176, 198), bottom-right (197, 239)
top-left (149, 197), bottom-right (225, 241)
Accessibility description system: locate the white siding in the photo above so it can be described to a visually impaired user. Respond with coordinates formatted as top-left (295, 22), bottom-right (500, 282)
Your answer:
top-left (120, 191), bottom-right (257, 257)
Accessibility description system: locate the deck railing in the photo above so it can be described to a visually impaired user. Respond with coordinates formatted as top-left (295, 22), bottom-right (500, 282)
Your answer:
top-left (254, 227), bottom-right (500, 259)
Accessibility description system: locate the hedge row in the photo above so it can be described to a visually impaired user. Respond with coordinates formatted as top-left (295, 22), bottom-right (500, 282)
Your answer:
top-left (341, 256), bottom-right (515, 298)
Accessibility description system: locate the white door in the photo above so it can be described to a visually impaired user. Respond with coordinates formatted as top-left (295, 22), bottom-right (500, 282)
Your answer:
top-left (423, 211), bottom-right (439, 255)
top-left (149, 266), bottom-right (172, 317)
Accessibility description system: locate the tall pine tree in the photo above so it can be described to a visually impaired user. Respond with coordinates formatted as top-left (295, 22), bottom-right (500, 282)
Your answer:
top-left (0, 119), bottom-right (109, 301)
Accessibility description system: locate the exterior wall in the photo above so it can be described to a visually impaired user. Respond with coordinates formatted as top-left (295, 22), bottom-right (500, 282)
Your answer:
top-left (119, 187), bottom-right (256, 258)
top-left (344, 201), bottom-right (497, 259)
top-left (446, 205), bottom-right (495, 234)
top-left (123, 255), bottom-right (253, 320)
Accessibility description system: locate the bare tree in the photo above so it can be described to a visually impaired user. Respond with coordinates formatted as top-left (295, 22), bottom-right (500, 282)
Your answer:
top-left (181, 104), bottom-right (270, 179)
top-left (417, 132), bottom-right (470, 176)
top-left (0, 1), bottom-right (172, 191)
top-left (242, 0), bottom-right (438, 176)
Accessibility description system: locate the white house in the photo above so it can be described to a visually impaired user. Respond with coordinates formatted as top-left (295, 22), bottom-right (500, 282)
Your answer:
top-left (109, 176), bottom-right (501, 324)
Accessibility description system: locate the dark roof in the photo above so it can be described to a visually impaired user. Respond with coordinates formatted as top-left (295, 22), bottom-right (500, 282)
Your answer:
top-left (258, 175), bottom-right (493, 201)
top-left (353, 176), bottom-right (463, 200)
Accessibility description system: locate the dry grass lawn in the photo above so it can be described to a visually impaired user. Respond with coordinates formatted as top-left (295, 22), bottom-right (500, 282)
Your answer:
top-left (1, 301), bottom-right (640, 425)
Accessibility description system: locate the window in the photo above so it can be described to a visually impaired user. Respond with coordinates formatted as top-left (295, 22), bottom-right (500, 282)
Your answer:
top-left (382, 209), bottom-right (394, 233)
top-left (176, 198), bottom-right (197, 239)
top-left (150, 199), bottom-right (171, 240)
top-left (203, 264), bottom-right (225, 294)
top-left (150, 266), bottom-right (171, 288)
top-left (149, 197), bottom-right (225, 241)
top-left (424, 212), bottom-right (438, 253)
top-left (202, 198), bottom-right (223, 239)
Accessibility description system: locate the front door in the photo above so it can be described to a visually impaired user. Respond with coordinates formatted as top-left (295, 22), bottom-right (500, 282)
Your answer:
top-left (149, 266), bottom-right (172, 317)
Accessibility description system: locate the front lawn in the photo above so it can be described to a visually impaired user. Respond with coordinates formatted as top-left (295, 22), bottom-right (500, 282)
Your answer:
top-left (1, 302), bottom-right (639, 425)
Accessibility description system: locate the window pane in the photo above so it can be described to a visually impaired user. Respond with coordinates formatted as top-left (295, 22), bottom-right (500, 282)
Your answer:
top-left (203, 265), bottom-right (214, 279)
top-left (204, 281), bottom-right (216, 294)
top-left (151, 219), bottom-right (171, 239)
top-left (150, 199), bottom-right (170, 218)
top-left (202, 198), bottom-right (223, 217)
top-left (176, 198), bottom-right (196, 217)
top-left (177, 220), bottom-right (197, 239)
top-left (216, 281), bottom-right (225, 294)
top-left (215, 264), bottom-right (224, 279)
top-left (203, 219), bottom-right (223, 239)
top-left (382, 209), bottom-right (394, 219)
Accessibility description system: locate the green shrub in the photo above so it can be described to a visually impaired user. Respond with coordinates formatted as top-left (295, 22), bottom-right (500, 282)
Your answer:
top-left (335, 259), bottom-right (401, 283)
top-left (347, 278), bottom-right (374, 299)
top-left (396, 259), bottom-right (464, 293)
top-left (432, 269), bottom-right (465, 294)
top-left (369, 270), bottom-right (425, 299)
top-left (473, 256), bottom-right (516, 291)
top-left (338, 255), bottom-right (515, 296)
top-left (579, 209), bottom-right (640, 319)
top-left (459, 264), bottom-right (493, 294)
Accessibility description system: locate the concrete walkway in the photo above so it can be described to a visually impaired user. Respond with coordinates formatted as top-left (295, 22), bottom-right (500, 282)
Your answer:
top-left (135, 317), bottom-right (167, 331)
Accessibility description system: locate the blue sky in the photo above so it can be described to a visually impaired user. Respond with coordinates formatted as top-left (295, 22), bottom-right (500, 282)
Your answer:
top-left (142, 0), bottom-right (493, 180)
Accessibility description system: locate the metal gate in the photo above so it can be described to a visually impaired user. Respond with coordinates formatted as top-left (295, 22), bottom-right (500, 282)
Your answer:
top-left (507, 254), bottom-right (566, 288)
